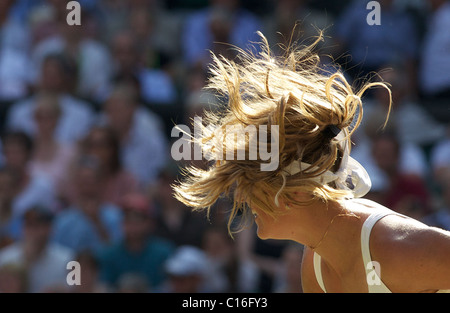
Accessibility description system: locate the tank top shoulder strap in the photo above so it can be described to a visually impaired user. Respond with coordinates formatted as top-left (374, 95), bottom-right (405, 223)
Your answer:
top-left (313, 211), bottom-right (392, 293)
top-left (361, 210), bottom-right (393, 293)
top-left (313, 252), bottom-right (326, 292)
top-left (360, 211), bottom-right (391, 268)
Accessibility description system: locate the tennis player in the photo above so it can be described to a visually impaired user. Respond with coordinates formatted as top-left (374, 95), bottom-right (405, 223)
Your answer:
top-left (173, 32), bottom-right (450, 293)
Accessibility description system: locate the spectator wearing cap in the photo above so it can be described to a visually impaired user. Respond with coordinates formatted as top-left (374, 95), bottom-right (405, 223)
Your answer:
top-left (162, 245), bottom-right (209, 293)
top-left (97, 192), bottom-right (174, 291)
top-left (0, 206), bottom-right (74, 292)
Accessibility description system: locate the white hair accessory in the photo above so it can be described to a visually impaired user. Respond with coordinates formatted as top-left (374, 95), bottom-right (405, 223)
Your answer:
top-left (282, 130), bottom-right (371, 198)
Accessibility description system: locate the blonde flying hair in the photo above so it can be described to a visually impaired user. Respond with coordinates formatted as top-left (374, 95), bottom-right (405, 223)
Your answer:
top-left (173, 31), bottom-right (391, 233)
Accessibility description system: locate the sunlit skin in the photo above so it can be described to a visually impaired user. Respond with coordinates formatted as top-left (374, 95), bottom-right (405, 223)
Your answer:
top-left (250, 192), bottom-right (450, 293)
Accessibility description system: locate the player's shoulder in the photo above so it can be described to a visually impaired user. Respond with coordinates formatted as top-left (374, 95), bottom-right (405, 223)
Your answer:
top-left (370, 210), bottom-right (442, 257)
top-left (348, 198), bottom-right (432, 246)
top-left (369, 207), bottom-right (450, 292)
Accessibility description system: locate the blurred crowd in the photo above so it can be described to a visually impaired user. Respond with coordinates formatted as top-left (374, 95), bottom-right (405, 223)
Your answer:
top-left (0, 0), bottom-right (448, 293)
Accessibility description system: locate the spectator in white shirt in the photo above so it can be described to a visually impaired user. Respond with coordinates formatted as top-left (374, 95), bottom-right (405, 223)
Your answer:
top-left (103, 83), bottom-right (168, 188)
top-left (29, 93), bottom-right (77, 189)
top-left (29, 17), bottom-right (113, 102)
top-left (0, 206), bottom-right (74, 292)
top-left (1, 131), bottom-right (56, 217)
top-left (420, 0), bottom-right (450, 98)
top-left (0, 0), bottom-right (31, 101)
top-left (7, 53), bottom-right (95, 144)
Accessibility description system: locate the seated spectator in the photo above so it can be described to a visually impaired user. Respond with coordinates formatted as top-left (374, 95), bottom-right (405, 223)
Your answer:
top-left (335, 0), bottom-right (418, 82)
top-left (127, 7), bottom-right (179, 71)
top-left (153, 166), bottom-right (208, 248)
top-left (0, 263), bottom-right (28, 293)
top-left (184, 89), bottom-right (222, 123)
top-left (162, 245), bottom-right (210, 293)
top-left (0, 167), bottom-right (22, 246)
top-left (97, 192), bottom-right (174, 291)
top-left (1, 131), bottom-right (56, 217)
top-left (352, 109), bottom-right (429, 182)
top-left (78, 126), bottom-right (140, 206)
top-left (110, 30), bottom-right (177, 105)
top-left (235, 225), bottom-right (289, 292)
top-left (69, 250), bottom-right (109, 293)
top-left (27, 1), bottom-right (62, 47)
top-left (102, 83), bottom-right (168, 187)
top-left (368, 66), bottom-right (446, 147)
top-left (6, 53), bottom-right (95, 144)
top-left (272, 243), bottom-right (304, 293)
top-left (25, 0), bottom-right (101, 47)
top-left (430, 134), bottom-right (450, 185)
top-left (0, 0), bottom-right (31, 101)
top-left (29, 93), bottom-right (77, 188)
top-left (52, 156), bottom-right (123, 253)
top-left (424, 171), bottom-right (450, 230)
top-left (371, 132), bottom-right (431, 220)
top-left (97, 0), bottom-right (139, 44)
top-left (182, 0), bottom-right (261, 66)
top-left (116, 273), bottom-right (149, 293)
top-left (0, 206), bottom-right (74, 292)
top-left (201, 226), bottom-right (258, 292)
top-left (29, 17), bottom-right (112, 102)
top-left (247, 241), bottom-right (304, 293)
top-left (263, 0), bottom-right (334, 56)
top-left (419, 0), bottom-right (450, 99)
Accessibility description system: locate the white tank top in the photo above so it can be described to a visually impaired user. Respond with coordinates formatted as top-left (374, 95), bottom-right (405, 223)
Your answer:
top-left (313, 208), bottom-right (450, 293)
top-left (313, 210), bottom-right (392, 292)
